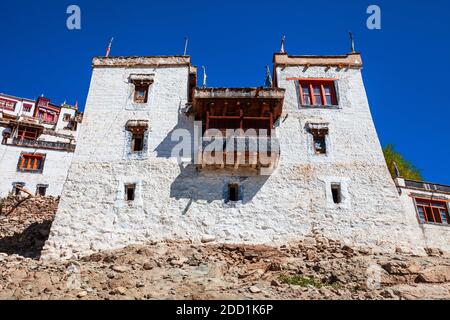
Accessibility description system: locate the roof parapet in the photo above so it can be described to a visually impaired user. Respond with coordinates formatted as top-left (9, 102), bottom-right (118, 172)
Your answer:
top-left (92, 56), bottom-right (191, 68)
top-left (273, 52), bottom-right (363, 69)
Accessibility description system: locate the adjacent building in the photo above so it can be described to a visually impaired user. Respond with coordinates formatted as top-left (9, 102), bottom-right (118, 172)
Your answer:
top-left (0, 93), bottom-right (82, 196)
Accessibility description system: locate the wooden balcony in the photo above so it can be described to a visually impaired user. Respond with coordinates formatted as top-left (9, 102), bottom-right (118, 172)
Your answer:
top-left (10, 138), bottom-right (76, 152)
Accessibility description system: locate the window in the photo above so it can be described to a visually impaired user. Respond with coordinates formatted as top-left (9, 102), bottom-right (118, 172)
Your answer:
top-left (36, 184), bottom-right (48, 196)
top-left (126, 120), bottom-right (149, 154)
top-left (131, 133), bottom-right (144, 152)
top-left (331, 184), bottom-right (342, 204)
top-left (23, 103), bottom-right (32, 113)
top-left (313, 136), bottom-right (327, 154)
top-left (0, 98), bottom-right (17, 111)
top-left (18, 153), bottom-right (45, 173)
top-left (38, 110), bottom-right (57, 123)
top-left (12, 182), bottom-right (25, 195)
top-left (310, 128), bottom-right (328, 155)
top-left (17, 125), bottom-right (40, 140)
top-left (133, 81), bottom-right (151, 104)
top-left (415, 198), bottom-right (450, 225)
top-left (228, 184), bottom-right (240, 202)
top-left (298, 80), bottom-right (337, 106)
top-left (125, 184), bottom-right (136, 201)
top-left (63, 114), bottom-right (71, 121)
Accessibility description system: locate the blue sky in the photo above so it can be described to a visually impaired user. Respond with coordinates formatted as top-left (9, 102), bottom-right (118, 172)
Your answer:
top-left (0, 0), bottom-right (449, 183)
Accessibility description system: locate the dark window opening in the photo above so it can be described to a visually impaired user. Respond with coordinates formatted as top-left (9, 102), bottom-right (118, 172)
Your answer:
top-left (313, 136), bottom-right (327, 154)
top-left (125, 184), bottom-right (136, 201)
top-left (331, 184), bottom-right (342, 204)
top-left (13, 182), bottom-right (25, 196)
top-left (228, 184), bottom-right (240, 202)
top-left (63, 114), bottom-right (71, 121)
top-left (131, 134), bottom-right (144, 152)
top-left (133, 83), bottom-right (150, 104)
top-left (36, 185), bottom-right (48, 196)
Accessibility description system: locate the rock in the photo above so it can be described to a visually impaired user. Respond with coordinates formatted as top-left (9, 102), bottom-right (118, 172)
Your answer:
top-left (113, 287), bottom-right (127, 295)
top-left (170, 258), bottom-right (187, 267)
top-left (268, 262), bottom-right (282, 272)
top-left (416, 266), bottom-right (450, 283)
top-left (249, 286), bottom-right (261, 293)
top-left (111, 265), bottom-right (128, 273)
top-left (136, 281), bottom-right (145, 288)
top-left (271, 279), bottom-right (281, 287)
top-left (305, 250), bottom-right (316, 261)
top-left (201, 235), bottom-right (216, 243)
top-left (77, 291), bottom-right (88, 298)
top-left (143, 262), bottom-right (155, 270)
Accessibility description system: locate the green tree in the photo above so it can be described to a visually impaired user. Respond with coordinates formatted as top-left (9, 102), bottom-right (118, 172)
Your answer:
top-left (383, 144), bottom-right (423, 181)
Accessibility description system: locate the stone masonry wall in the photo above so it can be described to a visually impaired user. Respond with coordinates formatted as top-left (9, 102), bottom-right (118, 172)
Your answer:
top-left (43, 59), bottom-right (428, 259)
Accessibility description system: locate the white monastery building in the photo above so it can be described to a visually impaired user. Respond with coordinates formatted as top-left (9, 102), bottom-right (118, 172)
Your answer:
top-left (0, 93), bottom-right (82, 196)
top-left (41, 46), bottom-right (450, 260)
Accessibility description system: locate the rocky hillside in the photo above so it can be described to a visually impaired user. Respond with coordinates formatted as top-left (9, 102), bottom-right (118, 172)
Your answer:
top-left (0, 196), bottom-right (449, 300)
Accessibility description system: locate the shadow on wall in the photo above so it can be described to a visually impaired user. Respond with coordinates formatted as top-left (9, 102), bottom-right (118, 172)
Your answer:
top-left (154, 104), bottom-right (196, 159)
top-left (170, 164), bottom-right (270, 205)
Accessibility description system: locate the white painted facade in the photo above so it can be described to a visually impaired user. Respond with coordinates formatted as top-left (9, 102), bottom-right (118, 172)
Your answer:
top-left (395, 177), bottom-right (450, 253)
top-left (0, 143), bottom-right (75, 196)
top-left (0, 94), bottom-right (81, 197)
top-left (43, 53), bottom-right (439, 260)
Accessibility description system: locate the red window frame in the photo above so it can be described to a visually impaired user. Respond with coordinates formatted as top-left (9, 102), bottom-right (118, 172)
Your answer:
top-left (18, 153), bottom-right (45, 173)
top-left (23, 103), bottom-right (33, 112)
top-left (298, 79), bottom-right (337, 107)
top-left (415, 198), bottom-right (450, 225)
top-left (0, 98), bottom-right (17, 111)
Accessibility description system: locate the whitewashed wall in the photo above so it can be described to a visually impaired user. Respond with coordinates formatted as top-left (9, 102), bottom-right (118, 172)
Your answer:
top-left (44, 60), bottom-right (430, 260)
top-left (0, 143), bottom-right (75, 196)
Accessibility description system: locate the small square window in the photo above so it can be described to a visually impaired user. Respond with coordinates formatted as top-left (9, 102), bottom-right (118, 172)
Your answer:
top-left (131, 133), bottom-right (144, 152)
top-left (228, 184), bottom-right (240, 202)
top-left (36, 185), bottom-right (48, 196)
top-left (331, 184), bottom-right (342, 204)
top-left (133, 82), bottom-right (150, 104)
top-left (63, 114), bottom-right (71, 121)
top-left (125, 184), bottom-right (136, 201)
top-left (313, 136), bottom-right (327, 154)
top-left (13, 182), bottom-right (25, 195)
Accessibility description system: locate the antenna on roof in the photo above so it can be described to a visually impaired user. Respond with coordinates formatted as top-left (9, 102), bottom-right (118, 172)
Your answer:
top-left (280, 35), bottom-right (286, 53)
top-left (183, 37), bottom-right (189, 56)
top-left (349, 32), bottom-right (356, 53)
top-left (201, 66), bottom-right (207, 88)
top-left (264, 65), bottom-right (272, 88)
top-left (105, 37), bottom-right (114, 57)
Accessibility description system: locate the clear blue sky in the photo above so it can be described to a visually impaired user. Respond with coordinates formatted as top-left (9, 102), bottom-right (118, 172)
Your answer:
top-left (1, 0), bottom-right (449, 184)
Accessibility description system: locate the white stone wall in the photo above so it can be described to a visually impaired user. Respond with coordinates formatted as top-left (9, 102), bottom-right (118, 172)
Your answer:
top-left (44, 60), bottom-right (429, 259)
top-left (0, 143), bottom-right (75, 196)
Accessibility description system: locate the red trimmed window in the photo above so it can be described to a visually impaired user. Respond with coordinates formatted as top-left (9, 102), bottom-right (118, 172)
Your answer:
top-left (23, 103), bottom-right (33, 112)
top-left (0, 98), bottom-right (17, 111)
top-left (415, 198), bottom-right (450, 225)
top-left (298, 80), bottom-right (337, 106)
top-left (18, 153), bottom-right (45, 173)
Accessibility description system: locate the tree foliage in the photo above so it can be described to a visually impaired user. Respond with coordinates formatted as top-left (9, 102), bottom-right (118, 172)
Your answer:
top-left (383, 144), bottom-right (423, 181)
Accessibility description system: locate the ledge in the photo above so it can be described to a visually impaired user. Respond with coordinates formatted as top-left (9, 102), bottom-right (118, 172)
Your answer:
top-left (273, 52), bottom-right (363, 68)
top-left (92, 56), bottom-right (191, 68)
